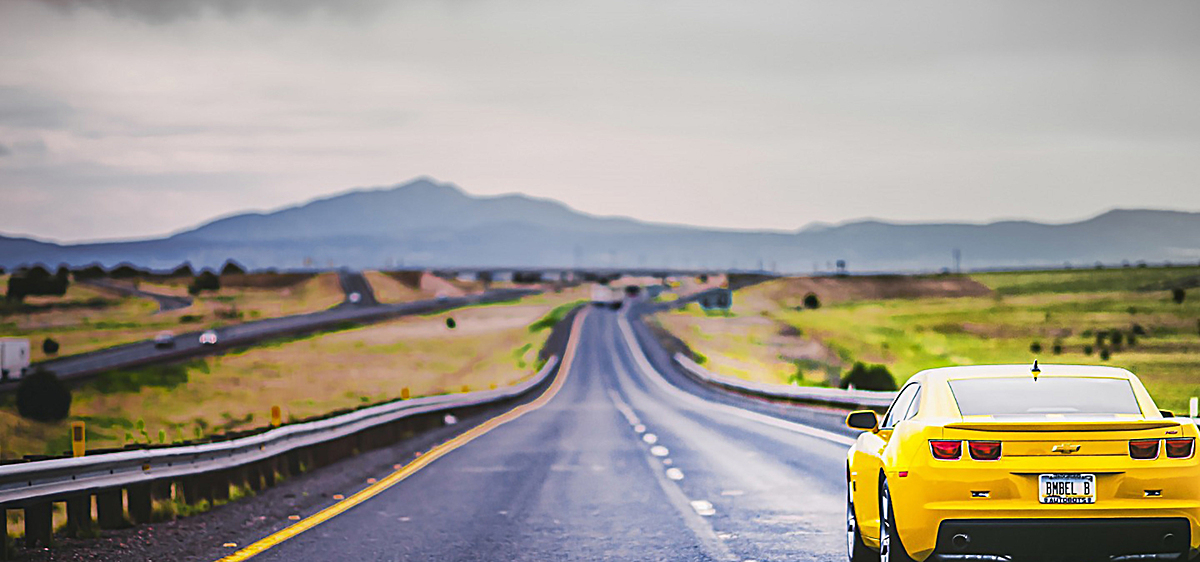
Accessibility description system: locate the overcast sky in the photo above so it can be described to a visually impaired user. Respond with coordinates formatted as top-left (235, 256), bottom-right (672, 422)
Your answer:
top-left (2, 0), bottom-right (1199, 243)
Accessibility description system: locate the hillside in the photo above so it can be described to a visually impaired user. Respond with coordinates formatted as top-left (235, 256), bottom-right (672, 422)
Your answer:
top-left (2, 178), bottom-right (1199, 272)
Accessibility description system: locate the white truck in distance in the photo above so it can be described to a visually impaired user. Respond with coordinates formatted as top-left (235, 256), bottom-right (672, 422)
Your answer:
top-left (0, 338), bottom-right (31, 381)
top-left (590, 284), bottom-right (620, 310)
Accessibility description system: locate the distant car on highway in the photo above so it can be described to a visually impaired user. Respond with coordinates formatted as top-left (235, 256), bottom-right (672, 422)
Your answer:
top-left (153, 331), bottom-right (175, 349)
top-left (199, 330), bottom-right (219, 346)
top-left (348, 292), bottom-right (362, 304)
top-left (436, 292), bottom-right (449, 301)
top-left (845, 363), bottom-right (1199, 562)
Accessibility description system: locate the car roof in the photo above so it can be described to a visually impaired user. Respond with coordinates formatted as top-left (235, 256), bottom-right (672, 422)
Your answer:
top-left (912, 364), bottom-right (1137, 385)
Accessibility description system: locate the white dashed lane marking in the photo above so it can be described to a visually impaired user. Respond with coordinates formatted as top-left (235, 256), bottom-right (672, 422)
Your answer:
top-left (666, 468), bottom-right (685, 481)
top-left (650, 445), bottom-right (670, 457)
top-left (690, 500), bottom-right (716, 516)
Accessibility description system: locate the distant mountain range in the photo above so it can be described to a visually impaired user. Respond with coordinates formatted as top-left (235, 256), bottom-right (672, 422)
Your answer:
top-left (2, 178), bottom-right (1199, 273)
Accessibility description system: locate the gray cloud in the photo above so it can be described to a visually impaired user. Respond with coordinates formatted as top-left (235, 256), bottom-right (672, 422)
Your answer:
top-left (0, 87), bottom-right (75, 129)
top-left (0, 143), bottom-right (10, 157)
top-left (37, 0), bottom-right (392, 23)
top-left (2, 0), bottom-right (1200, 242)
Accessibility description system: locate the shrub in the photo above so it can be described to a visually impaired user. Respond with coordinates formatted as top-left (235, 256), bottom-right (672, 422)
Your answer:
top-left (72, 264), bottom-right (107, 280)
top-left (1173, 288), bottom-right (1186, 304)
top-left (1127, 333), bottom-right (1137, 347)
top-left (1099, 348), bottom-right (1111, 361)
top-left (169, 263), bottom-right (195, 278)
top-left (1030, 341), bottom-right (1043, 354)
top-left (1095, 331), bottom-right (1108, 346)
top-left (1083, 345), bottom-right (1094, 355)
top-left (1052, 342), bottom-right (1063, 355)
top-left (188, 271), bottom-right (220, 295)
top-left (109, 264), bottom-right (146, 279)
top-left (220, 260), bottom-right (247, 277)
top-left (802, 293), bottom-right (821, 310)
top-left (1110, 331), bottom-right (1124, 348)
top-left (512, 271), bottom-right (544, 284)
top-left (6, 265), bottom-right (69, 302)
top-left (446, 317), bottom-right (457, 329)
top-left (839, 362), bottom-right (898, 391)
top-left (42, 337), bottom-right (59, 356)
top-left (1131, 323), bottom-right (1146, 336)
top-left (16, 369), bottom-right (72, 422)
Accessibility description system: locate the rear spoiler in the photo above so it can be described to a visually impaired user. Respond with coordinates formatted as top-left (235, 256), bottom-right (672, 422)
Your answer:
top-left (945, 420), bottom-right (1180, 432)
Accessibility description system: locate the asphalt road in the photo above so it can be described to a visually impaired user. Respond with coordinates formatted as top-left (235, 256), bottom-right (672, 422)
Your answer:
top-left (244, 304), bottom-right (854, 562)
top-left (80, 279), bottom-right (194, 312)
top-left (336, 270), bottom-right (379, 307)
top-left (3, 287), bottom-right (537, 392)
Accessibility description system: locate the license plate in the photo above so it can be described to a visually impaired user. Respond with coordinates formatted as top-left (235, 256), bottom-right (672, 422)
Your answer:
top-left (1039, 473), bottom-right (1095, 504)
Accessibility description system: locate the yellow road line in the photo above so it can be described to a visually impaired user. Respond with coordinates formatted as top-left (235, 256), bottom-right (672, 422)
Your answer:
top-left (215, 308), bottom-right (589, 562)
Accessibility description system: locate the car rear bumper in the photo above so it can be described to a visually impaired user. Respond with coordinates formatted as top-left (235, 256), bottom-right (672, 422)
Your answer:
top-left (929, 517), bottom-right (1192, 561)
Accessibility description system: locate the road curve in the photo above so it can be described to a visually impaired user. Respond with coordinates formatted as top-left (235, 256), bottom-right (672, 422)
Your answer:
top-left (81, 279), bottom-right (194, 312)
top-left (235, 305), bottom-right (851, 562)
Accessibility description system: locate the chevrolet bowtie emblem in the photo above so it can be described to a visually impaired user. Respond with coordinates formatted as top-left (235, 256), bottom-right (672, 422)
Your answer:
top-left (1052, 444), bottom-right (1082, 454)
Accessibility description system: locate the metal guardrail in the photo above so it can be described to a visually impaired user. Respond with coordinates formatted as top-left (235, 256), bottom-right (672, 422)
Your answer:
top-left (0, 355), bottom-right (559, 509)
top-left (673, 353), bottom-right (896, 410)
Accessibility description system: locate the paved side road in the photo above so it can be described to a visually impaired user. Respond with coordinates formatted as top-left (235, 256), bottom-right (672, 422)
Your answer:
top-left (80, 279), bottom-right (194, 312)
top-left (335, 270), bottom-right (378, 307)
top-left (228, 305), bottom-right (851, 562)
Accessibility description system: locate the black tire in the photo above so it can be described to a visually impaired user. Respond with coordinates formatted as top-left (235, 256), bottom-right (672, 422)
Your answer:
top-left (880, 480), bottom-right (915, 562)
top-left (848, 479), bottom-right (879, 562)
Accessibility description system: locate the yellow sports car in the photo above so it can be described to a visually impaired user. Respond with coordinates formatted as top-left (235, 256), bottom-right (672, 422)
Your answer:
top-left (845, 363), bottom-right (1200, 562)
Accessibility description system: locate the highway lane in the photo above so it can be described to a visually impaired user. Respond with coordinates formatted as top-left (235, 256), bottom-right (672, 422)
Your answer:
top-left (1, 287), bottom-right (537, 392)
top-left (241, 305), bottom-right (851, 562)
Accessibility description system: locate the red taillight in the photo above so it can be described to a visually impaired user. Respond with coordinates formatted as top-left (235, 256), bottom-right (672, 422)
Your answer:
top-left (1166, 438), bottom-right (1194, 459)
top-left (1130, 439), bottom-right (1161, 460)
top-left (968, 441), bottom-right (1002, 461)
top-left (930, 440), bottom-right (962, 460)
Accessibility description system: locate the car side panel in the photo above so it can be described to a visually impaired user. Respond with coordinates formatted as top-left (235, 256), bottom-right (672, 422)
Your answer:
top-left (850, 430), bottom-right (890, 547)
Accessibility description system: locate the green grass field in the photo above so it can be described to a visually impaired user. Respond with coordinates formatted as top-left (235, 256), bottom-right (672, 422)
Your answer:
top-left (658, 267), bottom-right (1200, 413)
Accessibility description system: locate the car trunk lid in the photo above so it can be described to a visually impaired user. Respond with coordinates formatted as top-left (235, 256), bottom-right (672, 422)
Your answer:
top-left (943, 417), bottom-right (1184, 457)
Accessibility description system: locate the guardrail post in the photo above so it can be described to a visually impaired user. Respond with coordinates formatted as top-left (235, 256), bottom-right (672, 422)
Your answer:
top-left (126, 483), bottom-right (152, 524)
top-left (24, 502), bottom-right (52, 548)
top-left (1, 509), bottom-right (10, 561)
top-left (287, 451), bottom-right (302, 475)
top-left (65, 495), bottom-right (94, 538)
top-left (212, 471), bottom-right (230, 503)
top-left (260, 461), bottom-right (276, 488)
top-left (181, 476), bottom-right (202, 505)
top-left (151, 480), bottom-right (173, 503)
top-left (231, 467), bottom-right (249, 495)
top-left (96, 489), bottom-right (125, 529)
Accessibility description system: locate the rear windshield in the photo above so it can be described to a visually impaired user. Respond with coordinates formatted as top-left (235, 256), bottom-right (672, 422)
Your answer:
top-left (948, 377), bottom-right (1142, 416)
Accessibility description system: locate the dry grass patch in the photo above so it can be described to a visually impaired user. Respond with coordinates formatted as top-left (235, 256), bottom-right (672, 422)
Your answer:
top-left (0, 289), bottom-right (586, 459)
top-left (363, 271), bottom-right (429, 303)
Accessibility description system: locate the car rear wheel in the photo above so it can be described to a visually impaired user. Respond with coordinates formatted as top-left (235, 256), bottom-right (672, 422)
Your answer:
top-left (848, 480), bottom-right (878, 562)
top-left (880, 480), bottom-right (914, 562)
